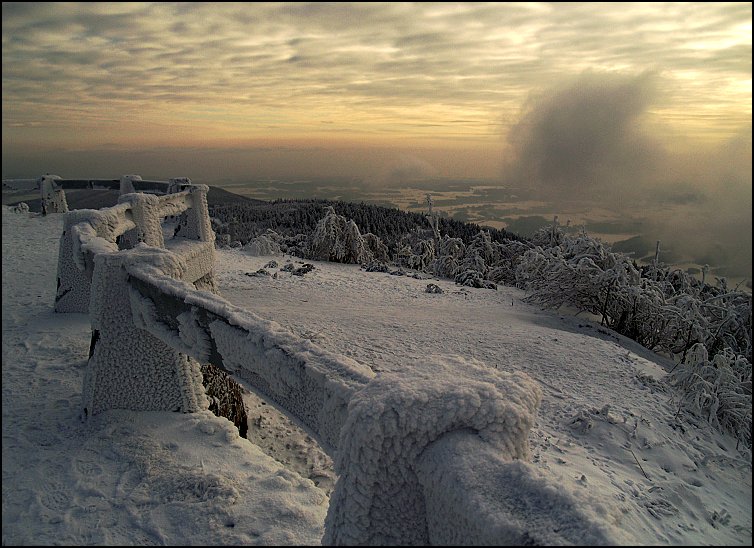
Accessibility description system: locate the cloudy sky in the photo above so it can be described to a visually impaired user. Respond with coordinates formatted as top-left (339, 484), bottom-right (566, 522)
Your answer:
top-left (2, 2), bottom-right (752, 276)
top-left (2, 3), bottom-right (750, 177)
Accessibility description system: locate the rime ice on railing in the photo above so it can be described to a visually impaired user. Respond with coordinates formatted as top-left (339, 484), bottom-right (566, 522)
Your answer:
top-left (38, 174), bottom-right (68, 214)
top-left (53, 177), bottom-right (620, 546)
top-left (119, 174), bottom-right (142, 195)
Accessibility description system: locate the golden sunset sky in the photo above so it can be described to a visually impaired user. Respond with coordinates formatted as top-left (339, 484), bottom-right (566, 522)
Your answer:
top-left (2, 2), bottom-right (751, 180)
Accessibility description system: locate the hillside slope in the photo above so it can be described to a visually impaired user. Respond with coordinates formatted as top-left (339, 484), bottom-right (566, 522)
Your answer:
top-left (216, 248), bottom-right (752, 545)
top-left (1, 206), bottom-right (751, 545)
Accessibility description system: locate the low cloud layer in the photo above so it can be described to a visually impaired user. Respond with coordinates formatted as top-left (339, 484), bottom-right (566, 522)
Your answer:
top-left (503, 72), bottom-right (660, 201)
top-left (502, 73), bottom-right (752, 278)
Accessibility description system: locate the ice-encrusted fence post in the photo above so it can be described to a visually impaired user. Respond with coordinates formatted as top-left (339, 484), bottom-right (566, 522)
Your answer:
top-left (179, 184), bottom-right (213, 242)
top-left (171, 184), bottom-right (219, 293)
top-left (55, 210), bottom-right (105, 313)
top-left (38, 174), bottom-right (68, 214)
top-left (118, 192), bottom-right (165, 249)
top-left (323, 356), bottom-right (543, 546)
top-left (119, 174), bottom-right (141, 195)
top-left (82, 247), bottom-right (208, 417)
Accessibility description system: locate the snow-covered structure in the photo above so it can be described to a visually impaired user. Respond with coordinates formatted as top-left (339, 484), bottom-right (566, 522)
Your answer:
top-left (167, 176), bottom-right (191, 194)
top-left (38, 174), bottom-right (68, 214)
top-left (119, 174), bottom-right (142, 195)
top-left (55, 183), bottom-right (623, 545)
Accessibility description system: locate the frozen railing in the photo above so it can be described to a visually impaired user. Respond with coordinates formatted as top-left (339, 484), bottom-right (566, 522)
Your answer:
top-left (38, 174), bottom-right (68, 214)
top-left (54, 177), bottom-right (213, 313)
top-left (54, 176), bottom-right (617, 546)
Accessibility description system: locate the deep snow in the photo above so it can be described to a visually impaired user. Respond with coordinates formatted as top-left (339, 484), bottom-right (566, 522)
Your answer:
top-left (2, 206), bottom-right (752, 545)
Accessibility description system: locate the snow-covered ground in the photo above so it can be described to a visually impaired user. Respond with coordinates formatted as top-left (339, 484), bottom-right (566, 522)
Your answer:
top-left (2, 206), bottom-right (752, 545)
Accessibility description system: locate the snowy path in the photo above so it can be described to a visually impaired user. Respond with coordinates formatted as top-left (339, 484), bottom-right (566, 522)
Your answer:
top-left (217, 250), bottom-right (752, 546)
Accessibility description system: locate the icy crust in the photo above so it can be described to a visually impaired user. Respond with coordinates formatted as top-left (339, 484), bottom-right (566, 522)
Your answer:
top-left (127, 262), bottom-right (375, 383)
top-left (68, 205), bottom-right (134, 267)
top-left (118, 192), bottom-right (165, 248)
top-left (56, 206), bottom-right (136, 312)
top-left (182, 185), bottom-right (213, 242)
top-left (417, 430), bottom-right (623, 546)
top-left (58, 188), bottom-right (212, 313)
top-left (129, 288), bottom-right (212, 362)
top-left (55, 213), bottom-right (100, 312)
top-left (323, 355), bottom-right (543, 545)
top-left (83, 251), bottom-right (208, 416)
top-left (38, 174), bottom-right (68, 213)
top-left (125, 262), bottom-right (374, 450)
top-left (164, 238), bottom-right (216, 283)
top-left (209, 320), bottom-right (370, 451)
top-left (154, 191), bottom-right (192, 219)
top-left (119, 174), bottom-right (141, 195)
top-left (121, 245), bottom-right (188, 282)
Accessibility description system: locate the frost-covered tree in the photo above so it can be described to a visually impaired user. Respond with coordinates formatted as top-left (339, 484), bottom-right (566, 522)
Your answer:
top-left (433, 235), bottom-right (466, 279)
top-left (307, 206), bottom-right (371, 264)
top-left (516, 229), bottom-right (753, 369)
top-left (400, 239), bottom-right (435, 271)
top-left (668, 344), bottom-right (752, 447)
top-left (457, 230), bottom-right (500, 280)
top-left (488, 239), bottom-right (531, 285)
top-left (363, 233), bottom-right (390, 264)
top-left (455, 269), bottom-right (497, 289)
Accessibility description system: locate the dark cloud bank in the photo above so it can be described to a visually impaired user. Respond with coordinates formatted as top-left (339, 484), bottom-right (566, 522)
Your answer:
top-left (502, 72), bottom-right (752, 279)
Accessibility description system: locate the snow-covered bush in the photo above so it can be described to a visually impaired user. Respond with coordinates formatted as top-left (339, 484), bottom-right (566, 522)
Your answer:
top-left (515, 227), bottom-right (754, 433)
top-left (517, 233), bottom-right (675, 347)
top-left (487, 239), bottom-right (531, 285)
top-left (308, 207), bottom-right (371, 264)
top-left (668, 344), bottom-right (752, 447)
top-left (362, 260), bottom-right (390, 273)
top-left (10, 202), bottom-right (29, 214)
top-left (461, 231), bottom-right (500, 274)
top-left (530, 218), bottom-right (566, 248)
top-left (214, 233), bottom-right (231, 248)
top-left (397, 238), bottom-right (435, 272)
top-left (282, 233), bottom-right (309, 257)
top-left (363, 233), bottom-right (390, 263)
top-left (455, 269), bottom-right (497, 290)
top-left (245, 229), bottom-right (283, 256)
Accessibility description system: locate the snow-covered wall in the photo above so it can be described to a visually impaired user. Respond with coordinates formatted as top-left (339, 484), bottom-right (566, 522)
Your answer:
top-left (323, 355), bottom-right (544, 545)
